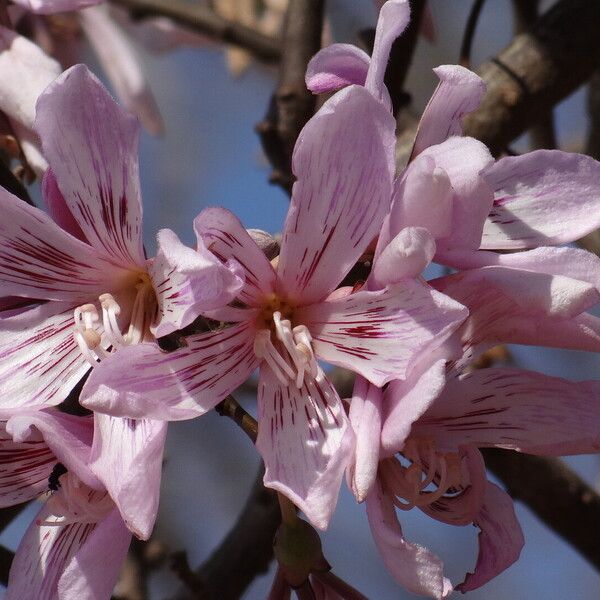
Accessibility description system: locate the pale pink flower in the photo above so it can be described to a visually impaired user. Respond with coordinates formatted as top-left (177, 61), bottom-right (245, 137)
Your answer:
top-left (81, 83), bottom-right (467, 529)
top-left (0, 64), bottom-right (242, 417)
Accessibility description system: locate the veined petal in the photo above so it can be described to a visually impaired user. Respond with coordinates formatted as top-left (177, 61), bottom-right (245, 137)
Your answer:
top-left (11, 0), bottom-right (100, 14)
top-left (277, 85), bottom-right (395, 305)
top-left (149, 228), bottom-right (244, 338)
top-left (457, 483), bottom-right (524, 592)
top-left (0, 187), bottom-right (132, 302)
top-left (257, 367), bottom-right (354, 530)
top-left (80, 5), bottom-right (164, 135)
top-left (306, 43), bottom-right (370, 93)
top-left (414, 368), bottom-right (600, 456)
top-left (347, 377), bottom-right (382, 502)
top-left (0, 303), bottom-right (92, 415)
top-left (381, 359), bottom-right (446, 453)
top-left (411, 65), bottom-right (486, 158)
top-left (43, 170), bottom-right (87, 243)
top-left (481, 150), bottom-right (600, 249)
top-left (35, 64), bottom-right (145, 267)
top-left (7, 410), bottom-right (99, 489)
top-left (364, 0), bottom-right (411, 103)
top-left (366, 477), bottom-right (452, 599)
top-left (194, 207), bottom-right (276, 306)
top-left (0, 26), bottom-right (61, 128)
top-left (58, 508), bottom-right (131, 600)
top-left (0, 421), bottom-right (55, 507)
top-left (422, 136), bottom-right (494, 251)
top-left (298, 281), bottom-right (467, 387)
top-left (90, 414), bottom-right (167, 539)
top-left (81, 320), bottom-right (259, 420)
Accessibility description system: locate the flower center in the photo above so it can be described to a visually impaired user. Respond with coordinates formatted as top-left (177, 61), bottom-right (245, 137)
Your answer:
top-left (73, 273), bottom-right (157, 367)
top-left (380, 439), bottom-right (463, 511)
top-left (254, 306), bottom-right (321, 389)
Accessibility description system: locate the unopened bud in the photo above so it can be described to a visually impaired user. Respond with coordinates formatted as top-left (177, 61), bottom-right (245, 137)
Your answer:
top-left (248, 228), bottom-right (280, 260)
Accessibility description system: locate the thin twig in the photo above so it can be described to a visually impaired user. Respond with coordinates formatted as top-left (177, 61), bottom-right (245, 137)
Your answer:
top-left (109, 0), bottom-right (281, 63)
top-left (459, 0), bottom-right (486, 68)
top-left (214, 395), bottom-right (258, 443)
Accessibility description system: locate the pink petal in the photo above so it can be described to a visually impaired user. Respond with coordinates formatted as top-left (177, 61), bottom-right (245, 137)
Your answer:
top-left (0, 303), bottom-right (92, 415)
top-left (0, 25), bottom-right (61, 128)
top-left (381, 359), bottom-right (446, 453)
top-left (194, 207), bottom-right (276, 307)
top-left (0, 420), bottom-right (55, 507)
top-left (347, 377), bottom-right (382, 502)
top-left (80, 5), bottom-right (164, 135)
top-left (277, 85), bottom-right (395, 305)
top-left (371, 227), bottom-right (436, 288)
top-left (364, 0), bottom-right (411, 103)
top-left (42, 170), bottom-right (87, 243)
top-left (365, 477), bottom-right (452, 599)
top-left (35, 64), bottom-right (145, 267)
top-left (457, 483), bottom-right (524, 592)
top-left (421, 136), bottom-right (494, 251)
top-left (297, 280), bottom-right (467, 387)
top-left (90, 414), bottom-right (166, 539)
top-left (419, 446), bottom-right (487, 526)
top-left (387, 154), bottom-right (453, 242)
top-left (414, 368), bottom-right (600, 456)
top-left (256, 366), bottom-right (354, 530)
top-left (412, 65), bottom-right (486, 158)
top-left (81, 320), bottom-right (259, 420)
top-left (11, 0), bottom-right (101, 14)
top-left (481, 150), bottom-right (600, 249)
top-left (7, 410), bottom-right (99, 488)
top-left (0, 187), bottom-right (132, 302)
top-left (58, 508), bottom-right (132, 599)
top-left (305, 43), bottom-right (370, 93)
top-left (149, 228), bottom-right (244, 338)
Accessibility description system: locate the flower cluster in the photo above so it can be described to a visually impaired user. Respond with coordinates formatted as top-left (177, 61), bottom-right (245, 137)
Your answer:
top-left (0, 0), bottom-right (598, 598)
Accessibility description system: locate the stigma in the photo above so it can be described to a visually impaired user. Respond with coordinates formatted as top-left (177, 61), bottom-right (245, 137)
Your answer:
top-left (254, 310), bottom-right (321, 388)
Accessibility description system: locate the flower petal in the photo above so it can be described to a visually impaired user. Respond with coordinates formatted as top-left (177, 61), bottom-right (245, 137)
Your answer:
top-left (194, 207), bottom-right (276, 306)
top-left (414, 368), bottom-right (600, 456)
top-left (480, 150), bottom-right (600, 249)
top-left (35, 64), bottom-right (145, 267)
top-left (365, 477), bottom-right (452, 599)
top-left (347, 377), bottom-right (382, 502)
top-left (0, 187), bottom-right (132, 302)
top-left (0, 26), bottom-right (61, 128)
top-left (457, 483), bottom-right (524, 592)
top-left (11, 0), bottom-right (100, 14)
top-left (81, 320), bottom-right (259, 420)
top-left (149, 228), bottom-right (244, 338)
top-left (381, 359), bottom-right (446, 453)
top-left (364, 0), bottom-right (411, 103)
top-left (80, 5), bottom-right (164, 135)
top-left (0, 420), bottom-right (55, 507)
top-left (421, 136), bottom-right (494, 251)
top-left (277, 85), bottom-right (395, 304)
top-left (412, 65), bottom-right (486, 158)
top-left (58, 508), bottom-right (132, 600)
top-left (298, 281), bottom-right (467, 387)
top-left (256, 367), bottom-right (354, 530)
top-left (0, 303), bottom-right (92, 415)
top-left (90, 414), bottom-right (166, 539)
top-left (305, 43), bottom-right (370, 93)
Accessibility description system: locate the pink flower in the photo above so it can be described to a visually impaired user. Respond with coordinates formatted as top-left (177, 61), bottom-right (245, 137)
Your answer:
top-left (0, 408), bottom-right (164, 598)
top-left (0, 63), bottom-right (242, 417)
top-left (81, 83), bottom-right (467, 529)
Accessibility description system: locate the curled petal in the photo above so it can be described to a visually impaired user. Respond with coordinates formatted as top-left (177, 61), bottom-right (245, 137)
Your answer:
top-left (412, 65), bottom-right (486, 158)
top-left (306, 43), bottom-right (370, 93)
top-left (82, 320), bottom-right (259, 421)
top-left (42, 169), bottom-right (87, 242)
top-left (481, 150), bottom-right (600, 249)
top-left (257, 367), bottom-right (354, 530)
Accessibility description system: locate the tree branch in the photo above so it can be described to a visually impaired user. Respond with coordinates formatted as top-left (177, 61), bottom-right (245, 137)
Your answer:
top-left (483, 450), bottom-right (600, 571)
top-left (109, 0), bottom-right (281, 63)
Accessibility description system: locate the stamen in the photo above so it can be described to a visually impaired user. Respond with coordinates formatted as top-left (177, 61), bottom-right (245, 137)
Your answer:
top-left (254, 330), bottom-right (295, 385)
top-left (99, 293), bottom-right (127, 348)
top-left (125, 281), bottom-right (152, 345)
